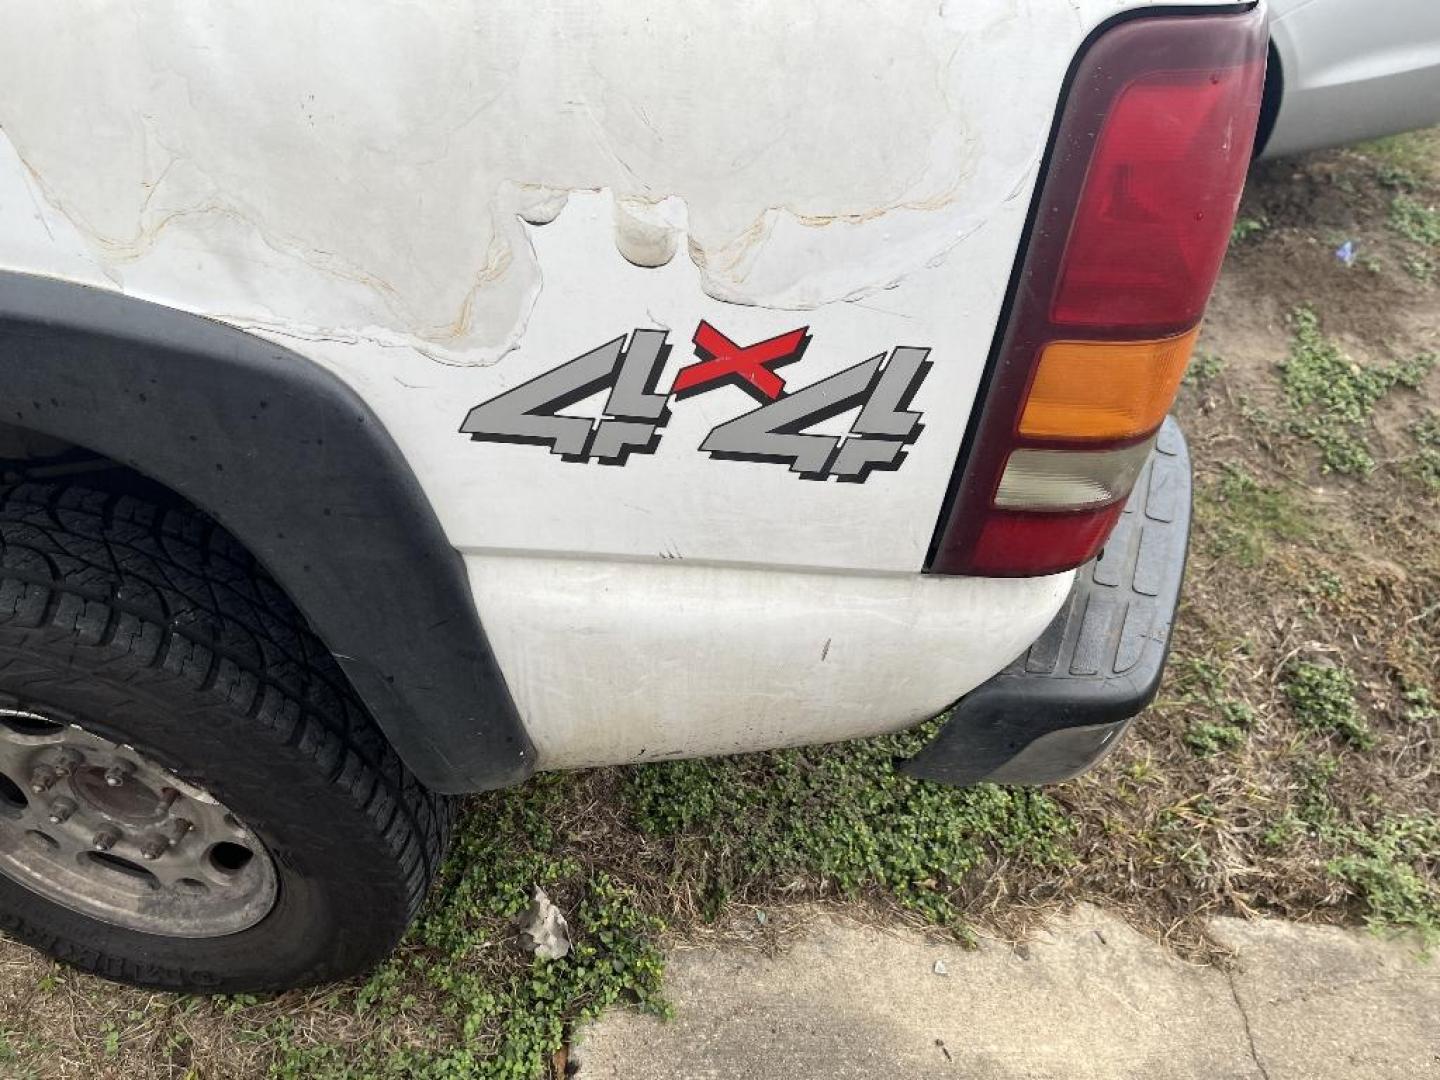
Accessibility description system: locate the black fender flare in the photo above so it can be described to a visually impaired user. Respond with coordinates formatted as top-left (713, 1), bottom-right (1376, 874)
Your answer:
top-left (0, 272), bottom-right (534, 793)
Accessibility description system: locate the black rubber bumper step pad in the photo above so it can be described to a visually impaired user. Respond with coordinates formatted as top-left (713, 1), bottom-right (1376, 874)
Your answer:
top-left (904, 416), bottom-right (1192, 787)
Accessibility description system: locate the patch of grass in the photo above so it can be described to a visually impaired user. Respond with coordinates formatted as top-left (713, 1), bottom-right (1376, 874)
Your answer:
top-left (623, 720), bottom-right (1074, 925)
top-left (1279, 307), bottom-right (1436, 474)
top-left (1283, 661), bottom-right (1374, 750)
top-left (1304, 568), bottom-right (1345, 601)
top-left (1408, 411), bottom-right (1440, 492)
top-left (1359, 130), bottom-right (1440, 186)
top-left (1402, 685), bottom-right (1438, 725)
top-left (1388, 194), bottom-right (1440, 247)
top-left (1264, 756), bottom-right (1341, 849)
top-left (1328, 814), bottom-right (1440, 938)
top-left (1384, 179), bottom-right (1440, 283)
top-left (1376, 164), bottom-right (1422, 192)
top-left (251, 779), bottom-right (669, 1080)
top-left (1183, 719), bottom-right (1247, 757)
top-left (1182, 351), bottom-right (1225, 387)
top-left (0, 1029), bottom-right (44, 1079)
top-left (1402, 253), bottom-right (1435, 284)
top-left (1171, 655), bottom-right (1257, 757)
top-left (1173, 655), bottom-right (1227, 698)
top-left (1275, 757), bottom-right (1440, 938)
top-left (1196, 463), bottom-right (1311, 566)
top-left (1230, 215), bottom-right (1267, 244)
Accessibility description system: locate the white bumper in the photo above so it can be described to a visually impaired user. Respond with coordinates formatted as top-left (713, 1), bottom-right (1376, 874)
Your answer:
top-left (468, 555), bottom-right (1073, 769)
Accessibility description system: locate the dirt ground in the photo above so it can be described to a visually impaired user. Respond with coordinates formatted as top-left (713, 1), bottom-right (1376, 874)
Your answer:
top-left (0, 132), bottom-right (1436, 1079)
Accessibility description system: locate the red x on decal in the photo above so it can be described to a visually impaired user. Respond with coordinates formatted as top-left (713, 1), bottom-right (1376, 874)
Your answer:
top-left (671, 321), bottom-right (810, 402)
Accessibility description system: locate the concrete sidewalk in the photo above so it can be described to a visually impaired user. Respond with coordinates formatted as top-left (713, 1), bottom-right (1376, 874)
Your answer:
top-left (574, 905), bottom-right (1438, 1079)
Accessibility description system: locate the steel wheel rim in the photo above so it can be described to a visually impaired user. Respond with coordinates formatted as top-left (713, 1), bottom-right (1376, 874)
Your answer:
top-left (0, 707), bottom-right (278, 938)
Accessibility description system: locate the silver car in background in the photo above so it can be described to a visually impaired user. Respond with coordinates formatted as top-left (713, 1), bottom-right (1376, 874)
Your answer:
top-left (1259, 0), bottom-right (1440, 157)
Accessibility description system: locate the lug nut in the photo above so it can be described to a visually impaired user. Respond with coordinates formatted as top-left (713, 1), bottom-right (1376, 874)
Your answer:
top-left (51, 748), bottom-right (82, 777)
top-left (164, 817), bottom-right (193, 843)
top-left (139, 834), bottom-right (170, 861)
top-left (28, 765), bottom-right (58, 794)
top-left (103, 761), bottom-right (133, 787)
top-left (92, 826), bottom-right (120, 852)
top-left (47, 797), bottom-right (77, 825)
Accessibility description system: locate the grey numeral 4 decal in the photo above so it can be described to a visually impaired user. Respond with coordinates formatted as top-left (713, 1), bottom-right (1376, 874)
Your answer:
top-left (459, 330), bottom-right (671, 465)
top-left (699, 347), bottom-right (932, 482)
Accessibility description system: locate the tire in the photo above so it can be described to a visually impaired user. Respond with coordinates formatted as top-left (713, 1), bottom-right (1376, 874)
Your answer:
top-left (0, 482), bottom-right (453, 992)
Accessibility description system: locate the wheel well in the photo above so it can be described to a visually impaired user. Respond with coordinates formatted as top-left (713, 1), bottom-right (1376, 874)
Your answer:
top-left (0, 423), bottom-right (197, 508)
top-left (1254, 39), bottom-right (1283, 158)
top-left (0, 272), bottom-right (532, 792)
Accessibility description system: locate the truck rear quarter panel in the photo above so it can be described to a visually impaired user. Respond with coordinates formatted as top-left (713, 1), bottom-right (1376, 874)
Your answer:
top-left (0, 0), bottom-right (1234, 769)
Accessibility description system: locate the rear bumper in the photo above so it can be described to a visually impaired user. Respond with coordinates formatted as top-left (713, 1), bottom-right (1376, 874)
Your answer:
top-left (903, 417), bottom-right (1191, 787)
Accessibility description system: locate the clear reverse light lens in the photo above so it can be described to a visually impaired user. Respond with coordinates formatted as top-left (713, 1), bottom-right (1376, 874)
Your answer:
top-left (994, 438), bottom-right (1155, 510)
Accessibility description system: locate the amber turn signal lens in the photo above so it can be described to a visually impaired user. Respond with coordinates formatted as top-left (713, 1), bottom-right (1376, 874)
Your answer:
top-left (1018, 328), bottom-right (1200, 442)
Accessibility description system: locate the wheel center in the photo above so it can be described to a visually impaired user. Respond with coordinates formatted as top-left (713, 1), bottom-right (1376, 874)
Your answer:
top-left (70, 766), bottom-right (167, 825)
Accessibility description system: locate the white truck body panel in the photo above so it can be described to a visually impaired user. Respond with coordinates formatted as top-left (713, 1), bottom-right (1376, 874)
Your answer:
top-left (0, 0), bottom-right (1230, 766)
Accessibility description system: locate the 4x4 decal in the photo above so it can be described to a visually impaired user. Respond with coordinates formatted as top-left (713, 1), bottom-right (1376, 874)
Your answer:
top-left (459, 322), bottom-right (932, 482)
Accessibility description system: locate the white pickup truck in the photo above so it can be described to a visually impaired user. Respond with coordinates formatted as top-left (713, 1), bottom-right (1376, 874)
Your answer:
top-left (0, 1), bottom-right (1264, 992)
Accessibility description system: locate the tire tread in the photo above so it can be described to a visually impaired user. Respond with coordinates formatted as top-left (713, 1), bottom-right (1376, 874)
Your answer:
top-left (0, 482), bottom-right (453, 968)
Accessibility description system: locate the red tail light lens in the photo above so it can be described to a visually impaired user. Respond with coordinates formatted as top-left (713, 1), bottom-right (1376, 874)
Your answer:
top-left (1053, 66), bottom-right (1266, 333)
top-left (928, 8), bottom-right (1266, 578)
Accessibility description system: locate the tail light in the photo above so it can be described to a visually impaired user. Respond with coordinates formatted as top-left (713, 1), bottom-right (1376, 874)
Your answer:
top-left (928, 9), bottom-right (1266, 578)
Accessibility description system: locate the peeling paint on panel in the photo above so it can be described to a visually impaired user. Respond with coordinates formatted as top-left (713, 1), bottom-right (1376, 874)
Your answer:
top-left (0, 0), bottom-right (1229, 576)
top-left (613, 196), bottom-right (684, 269)
top-left (0, 0), bottom-right (1107, 364)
